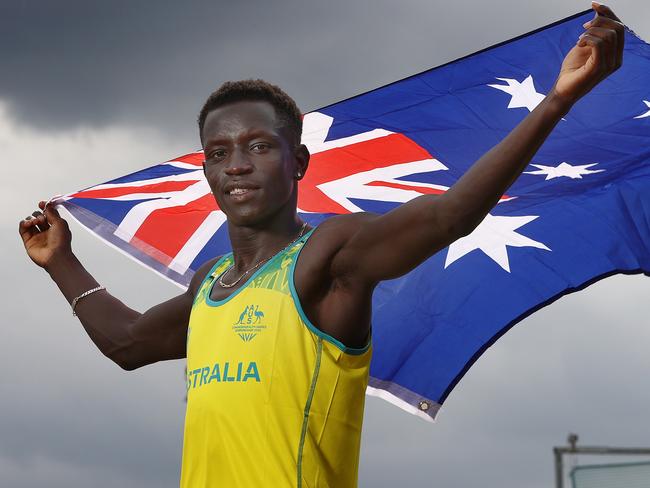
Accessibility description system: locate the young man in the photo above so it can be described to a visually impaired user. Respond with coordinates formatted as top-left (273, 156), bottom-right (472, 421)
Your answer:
top-left (19, 4), bottom-right (624, 487)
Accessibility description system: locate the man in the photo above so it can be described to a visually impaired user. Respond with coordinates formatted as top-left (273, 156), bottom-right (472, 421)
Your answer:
top-left (19, 4), bottom-right (624, 486)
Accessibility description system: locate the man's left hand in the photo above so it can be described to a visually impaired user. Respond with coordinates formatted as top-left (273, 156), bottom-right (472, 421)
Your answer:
top-left (553, 2), bottom-right (624, 105)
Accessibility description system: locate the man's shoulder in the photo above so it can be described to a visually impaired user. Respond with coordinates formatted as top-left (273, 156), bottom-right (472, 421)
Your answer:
top-left (309, 212), bottom-right (377, 247)
top-left (299, 212), bottom-right (377, 275)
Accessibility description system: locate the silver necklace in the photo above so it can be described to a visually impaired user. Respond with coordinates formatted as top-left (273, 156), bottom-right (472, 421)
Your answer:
top-left (218, 222), bottom-right (308, 288)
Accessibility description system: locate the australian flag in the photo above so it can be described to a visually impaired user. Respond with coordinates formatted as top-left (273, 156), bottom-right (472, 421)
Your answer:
top-left (55, 11), bottom-right (650, 421)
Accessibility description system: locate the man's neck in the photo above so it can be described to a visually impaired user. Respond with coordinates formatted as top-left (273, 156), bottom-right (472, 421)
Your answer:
top-left (227, 216), bottom-right (305, 272)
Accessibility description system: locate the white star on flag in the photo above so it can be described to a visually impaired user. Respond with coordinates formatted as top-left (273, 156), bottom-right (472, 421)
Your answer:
top-left (488, 75), bottom-right (545, 112)
top-left (524, 162), bottom-right (605, 180)
top-left (633, 100), bottom-right (650, 119)
top-left (445, 214), bottom-right (550, 272)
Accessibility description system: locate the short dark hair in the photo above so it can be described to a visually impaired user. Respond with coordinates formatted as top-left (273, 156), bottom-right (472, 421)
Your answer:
top-left (198, 79), bottom-right (302, 144)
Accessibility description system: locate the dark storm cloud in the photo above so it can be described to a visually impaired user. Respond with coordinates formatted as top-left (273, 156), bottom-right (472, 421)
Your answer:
top-left (0, 0), bottom-right (582, 138)
top-left (2, 1), bottom-right (274, 133)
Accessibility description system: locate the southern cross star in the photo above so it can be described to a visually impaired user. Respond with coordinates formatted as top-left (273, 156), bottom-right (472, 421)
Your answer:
top-left (488, 75), bottom-right (545, 112)
top-left (445, 213), bottom-right (550, 273)
top-left (634, 100), bottom-right (650, 119)
top-left (524, 162), bottom-right (605, 180)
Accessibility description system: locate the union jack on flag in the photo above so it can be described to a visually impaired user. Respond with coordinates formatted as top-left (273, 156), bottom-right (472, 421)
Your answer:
top-left (56, 11), bottom-right (650, 421)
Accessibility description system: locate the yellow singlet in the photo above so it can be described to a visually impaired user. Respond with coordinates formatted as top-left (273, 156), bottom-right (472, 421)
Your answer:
top-left (180, 229), bottom-right (372, 488)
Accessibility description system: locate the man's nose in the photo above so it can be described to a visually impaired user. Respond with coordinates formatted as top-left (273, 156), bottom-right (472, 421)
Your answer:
top-left (224, 148), bottom-right (253, 175)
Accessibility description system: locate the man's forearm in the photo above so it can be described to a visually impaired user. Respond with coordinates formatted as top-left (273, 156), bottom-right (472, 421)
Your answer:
top-left (46, 251), bottom-right (141, 367)
top-left (442, 89), bottom-right (572, 234)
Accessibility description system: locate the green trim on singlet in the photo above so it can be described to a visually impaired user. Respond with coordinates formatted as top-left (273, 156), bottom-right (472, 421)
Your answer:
top-left (296, 337), bottom-right (323, 488)
top-left (247, 238), bottom-right (304, 294)
top-left (289, 230), bottom-right (372, 356)
top-left (193, 254), bottom-right (232, 306)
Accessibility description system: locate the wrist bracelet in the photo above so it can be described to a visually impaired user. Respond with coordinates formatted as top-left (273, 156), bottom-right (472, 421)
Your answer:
top-left (71, 286), bottom-right (105, 316)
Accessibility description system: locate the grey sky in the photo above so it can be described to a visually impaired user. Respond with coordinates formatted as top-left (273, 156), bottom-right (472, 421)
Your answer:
top-left (2, 0), bottom-right (650, 486)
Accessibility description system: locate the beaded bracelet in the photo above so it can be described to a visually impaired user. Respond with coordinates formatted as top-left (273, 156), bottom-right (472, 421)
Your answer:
top-left (71, 286), bottom-right (105, 316)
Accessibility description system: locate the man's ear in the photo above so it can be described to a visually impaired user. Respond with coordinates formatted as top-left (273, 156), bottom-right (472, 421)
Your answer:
top-left (294, 144), bottom-right (310, 180)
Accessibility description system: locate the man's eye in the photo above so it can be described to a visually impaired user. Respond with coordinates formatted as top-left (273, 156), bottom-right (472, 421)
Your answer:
top-left (250, 143), bottom-right (270, 153)
top-left (208, 149), bottom-right (226, 160)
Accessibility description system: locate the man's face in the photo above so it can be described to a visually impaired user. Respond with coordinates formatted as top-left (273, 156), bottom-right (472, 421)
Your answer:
top-left (201, 100), bottom-right (305, 226)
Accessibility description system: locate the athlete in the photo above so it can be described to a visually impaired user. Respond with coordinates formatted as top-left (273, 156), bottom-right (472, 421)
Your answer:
top-left (19, 4), bottom-right (624, 487)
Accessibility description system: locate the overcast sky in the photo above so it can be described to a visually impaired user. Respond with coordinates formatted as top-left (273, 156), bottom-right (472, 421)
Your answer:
top-left (2, 1), bottom-right (650, 487)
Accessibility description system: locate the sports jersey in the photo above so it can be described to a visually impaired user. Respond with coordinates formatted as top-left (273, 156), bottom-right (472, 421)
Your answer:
top-left (180, 229), bottom-right (372, 487)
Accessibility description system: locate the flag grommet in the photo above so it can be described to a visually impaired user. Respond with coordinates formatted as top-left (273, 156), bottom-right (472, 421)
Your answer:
top-left (418, 401), bottom-right (430, 411)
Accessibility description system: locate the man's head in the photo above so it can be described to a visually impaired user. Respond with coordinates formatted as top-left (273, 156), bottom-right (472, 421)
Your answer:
top-left (198, 80), bottom-right (309, 227)
top-left (198, 79), bottom-right (302, 146)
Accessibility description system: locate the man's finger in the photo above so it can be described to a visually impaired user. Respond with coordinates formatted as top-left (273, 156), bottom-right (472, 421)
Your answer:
top-left (577, 34), bottom-right (606, 72)
top-left (19, 218), bottom-right (39, 244)
top-left (43, 202), bottom-right (64, 224)
top-left (585, 16), bottom-right (624, 36)
top-left (38, 214), bottom-right (51, 231)
top-left (30, 210), bottom-right (51, 232)
top-left (578, 33), bottom-right (605, 51)
top-left (585, 13), bottom-right (625, 66)
top-left (592, 3), bottom-right (622, 23)
top-left (581, 26), bottom-right (618, 69)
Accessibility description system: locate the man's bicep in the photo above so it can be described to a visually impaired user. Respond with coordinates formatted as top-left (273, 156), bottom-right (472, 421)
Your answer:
top-left (333, 194), bottom-right (460, 284)
top-left (124, 258), bottom-right (217, 369)
top-left (123, 291), bottom-right (193, 368)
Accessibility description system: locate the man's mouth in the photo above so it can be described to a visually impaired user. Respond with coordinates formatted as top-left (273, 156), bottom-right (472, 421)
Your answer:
top-left (224, 184), bottom-right (260, 199)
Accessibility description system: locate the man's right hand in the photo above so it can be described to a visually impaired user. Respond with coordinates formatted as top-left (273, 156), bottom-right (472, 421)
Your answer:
top-left (19, 200), bottom-right (72, 270)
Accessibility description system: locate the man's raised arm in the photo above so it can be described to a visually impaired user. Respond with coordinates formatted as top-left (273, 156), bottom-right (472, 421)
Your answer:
top-left (332, 3), bottom-right (624, 285)
top-left (19, 201), bottom-right (211, 370)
